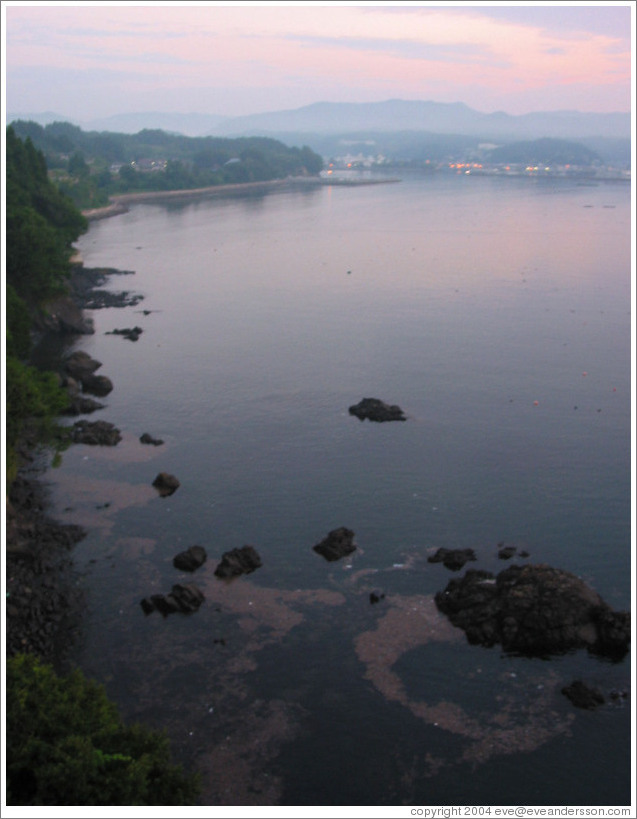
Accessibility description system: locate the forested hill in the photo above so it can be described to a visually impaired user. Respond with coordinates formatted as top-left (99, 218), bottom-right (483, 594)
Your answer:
top-left (9, 119), bottom-right (324, 208)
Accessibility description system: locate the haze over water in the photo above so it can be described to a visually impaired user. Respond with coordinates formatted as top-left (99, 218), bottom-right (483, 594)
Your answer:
top-left (47, 171), bottom-right (631, 807)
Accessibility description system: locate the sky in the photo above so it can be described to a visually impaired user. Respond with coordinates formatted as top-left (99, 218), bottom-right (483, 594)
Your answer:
top-left (1, 2), bottom-right (634, 122)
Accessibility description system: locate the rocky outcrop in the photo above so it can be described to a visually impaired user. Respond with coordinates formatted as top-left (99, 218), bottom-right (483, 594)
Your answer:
top-left (40, 295), bottom-right (95, 335)
top-left (313, 527), bottom-right (356, 562)
top-left (71, 420), bottom-right (122, 446)
top-left (61, 376), bottom-right (105, 415)
top-left (428, 547), bottom-right (477, 571)
top-left (434, 563), bottom-right (630, 660)
top-left (152, 473), bottom-right (180, 496)
top-left (140, 432), bottom-right (164, 446)
top-left (62, 351), bottom-right (113, 397)
top-left (173, 545), bottom-right (207, 572)
top-left (141, 583), bottom-right (204, 616)
top-left (214, 545), bottom-right (262, 578)
top-left (349, 398), bottom-right (406, 422)
top-left (561, 680), bottom-right (605, 710)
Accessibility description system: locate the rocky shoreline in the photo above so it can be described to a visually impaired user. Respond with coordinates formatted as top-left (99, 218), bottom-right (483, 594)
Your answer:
top-left (5, 261), bottom-right (138, 667)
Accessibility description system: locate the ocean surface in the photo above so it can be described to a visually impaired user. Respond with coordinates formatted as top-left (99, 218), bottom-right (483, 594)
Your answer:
top-left (44, 171), bottom-right (632, 807)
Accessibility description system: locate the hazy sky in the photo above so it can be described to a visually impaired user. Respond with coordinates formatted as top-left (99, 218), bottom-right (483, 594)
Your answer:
top-left (2, 2), bottom-right (634, 121)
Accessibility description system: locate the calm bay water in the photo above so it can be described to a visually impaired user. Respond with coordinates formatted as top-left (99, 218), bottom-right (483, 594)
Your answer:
top-left (47, 172), bottom-right (631, 807)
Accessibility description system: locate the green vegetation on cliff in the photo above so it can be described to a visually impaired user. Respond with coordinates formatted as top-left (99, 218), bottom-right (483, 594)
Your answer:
top-left (5, 126), bottom-right (87, 482)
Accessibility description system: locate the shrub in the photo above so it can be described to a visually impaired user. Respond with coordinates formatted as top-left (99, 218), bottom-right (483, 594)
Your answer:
top-left (6, 654), bottom-right (201, 805)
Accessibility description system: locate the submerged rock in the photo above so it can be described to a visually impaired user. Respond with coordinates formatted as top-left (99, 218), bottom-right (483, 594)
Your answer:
top-left (173, 545), bottom-right (207, 572)
top-left (561, 680), bottom-right (605, 710)
top-left (106, 326), bottom-right (143, 341)
top-left (313, 527), bottom-right (356, 562)
top-left (348, 398), bottom-right (406, 422)
top-left (214, 545), bottom-right (262, 578)
top-left (152, 472), bottom-right (180, 496)
top-left (428, 547), bottom-right (477, 571)
top-left (140, 432), bottom-right (164, 446)
top-left (497, 546), bottom-right (517, 560)
top-left (434, 563), bottom-right (630, 660)
top-left (71, 420), bottom-right (122, 446)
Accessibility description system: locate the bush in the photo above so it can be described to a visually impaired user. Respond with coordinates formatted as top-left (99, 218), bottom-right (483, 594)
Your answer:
top-left (6, 654), bottom-right (201, 805)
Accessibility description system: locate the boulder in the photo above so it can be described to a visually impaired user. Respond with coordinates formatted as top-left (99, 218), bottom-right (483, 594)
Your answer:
top-left (152, 472), bottom-right (180, 496)
top-left (141, 583), bottom-right (204, 616)
top-left (71, 420), bottom-right (122, 446)
top-left (497, 546), bottom-right (517, 560)
top-left (214, 545), bottom-right (262, 578)
top-left (140, 432), bottom-right (164, 446)
top-left (561, 680), bottom-right (605, 710)
top-left (313, 527), bottom-right (356, 562)
top-left (428, 547), bottom-right (477, 571)
top-left (434, 563), bottom-right (631, 660)
top-left (173, 545), bottom-right (207, 572)
top-left (64, 351), bottom-right (102, 381)
top-left (349, 398), bottom-right (406, 422)
top-left (81, 373), bottom-right (114, 397)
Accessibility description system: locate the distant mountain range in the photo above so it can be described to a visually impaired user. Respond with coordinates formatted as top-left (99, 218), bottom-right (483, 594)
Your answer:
top-left (208, 100), bottom-right (631, 142)
top-left (8, 99), bottom-right (630, 141)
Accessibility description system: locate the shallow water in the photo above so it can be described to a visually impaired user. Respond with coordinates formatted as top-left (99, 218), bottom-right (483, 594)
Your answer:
top-left (45, 171), bottom-right (631, 806)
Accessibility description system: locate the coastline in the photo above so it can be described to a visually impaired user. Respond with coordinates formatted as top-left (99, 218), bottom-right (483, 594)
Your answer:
top-left (81, 175), bottom-right (400, 221)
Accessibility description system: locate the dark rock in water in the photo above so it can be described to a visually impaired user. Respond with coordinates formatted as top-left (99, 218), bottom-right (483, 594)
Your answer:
top-left (106, 326), bottom-right (143, 341)
top-left (214, 545), bottom-right (262, 578)
top-left (562, 680), bottom-right (605, 709)
top-left (313, 527), bottom-right (356, 562)
top-left (81, 373), bottom-right (114, 397)
top-left (348, 398), bottom-right (407, 422)
top-left (71, 420), bottom-right (122, 446)
top-left (140, 432), bottom-right (164, 446)
top-left (428, 547), bottom-right (477, 571)
top-left (370, 591), bottom-right (385, 605)
top-left (64, 351), bottom-right (102, 381)
top-left (140, 597), bottom-right (155, 615)
top-left (497, 546), bottom-right (517, 560)
top-left (173, 545), bottom-right (207, 572)
top-left (434, 563), bottom-right (631, 660)
top-left (142, 583), bottom-right (205, 616)
top-left (152, 472), bottom-right (180, 496)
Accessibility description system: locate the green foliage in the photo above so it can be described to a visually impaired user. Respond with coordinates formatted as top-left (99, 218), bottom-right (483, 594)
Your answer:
top-left (6, 126), bottom-right (88, 306)
top-left (5, 127), bottom-right (90, 484)
top-left (5, 357), bottom-right (69, 467)
top-left (6, 655), bottom-right (201, 805)
top-left (6, 284), bottom-right (33, 359)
